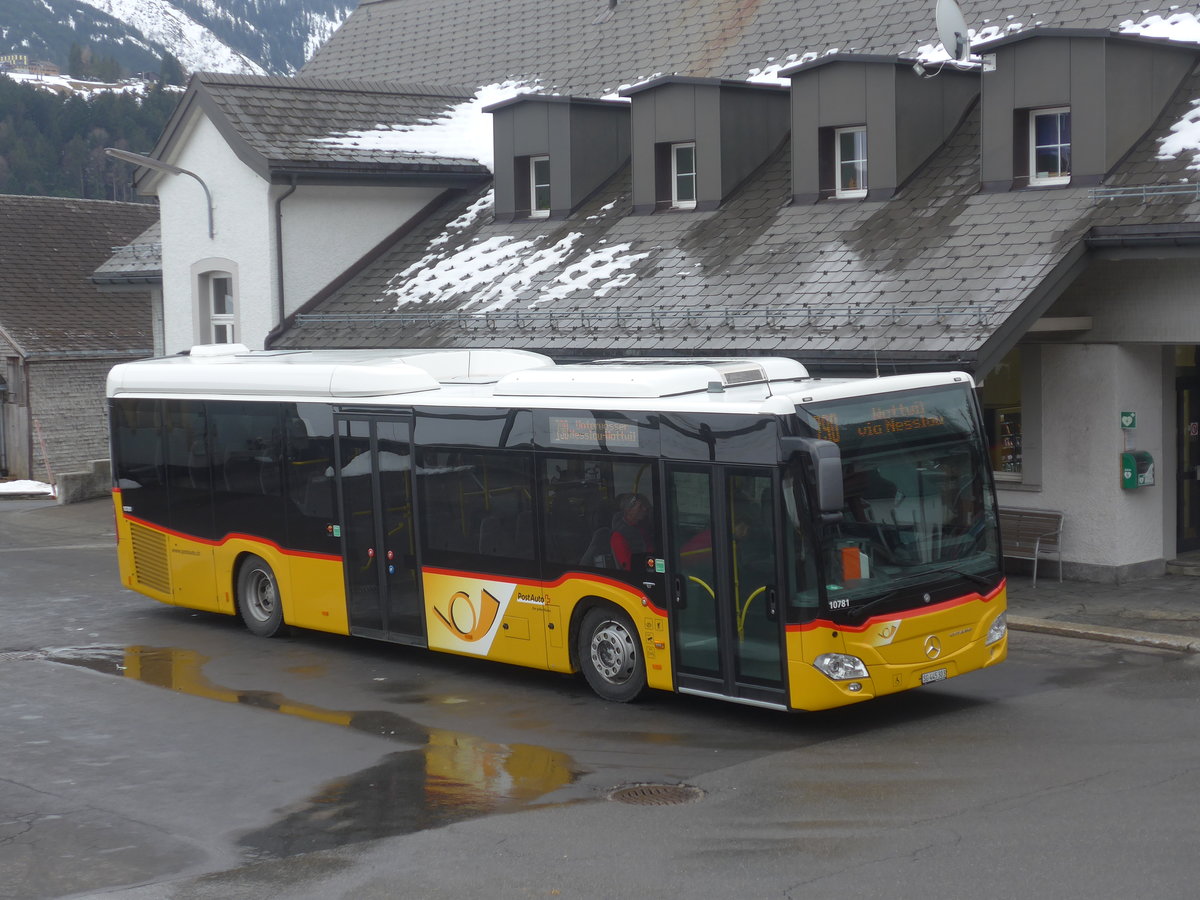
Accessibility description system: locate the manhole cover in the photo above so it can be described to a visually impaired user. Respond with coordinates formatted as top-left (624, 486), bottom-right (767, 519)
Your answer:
top-left (606, 783), bottom-right (705, 806)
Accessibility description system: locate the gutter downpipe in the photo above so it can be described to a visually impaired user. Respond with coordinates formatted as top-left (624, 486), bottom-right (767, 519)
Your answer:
top-left (274, 175), bottom-right (299, 336)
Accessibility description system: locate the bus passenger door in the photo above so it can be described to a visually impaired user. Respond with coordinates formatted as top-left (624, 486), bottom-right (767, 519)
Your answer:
top-left (335, 416), bottom-right (424, 644)
top-left (666, 465), bottom-right (786, 707)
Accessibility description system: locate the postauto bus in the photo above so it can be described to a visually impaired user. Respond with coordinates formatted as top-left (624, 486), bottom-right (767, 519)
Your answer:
top-left (107, 347), bottom-right (1006, 711)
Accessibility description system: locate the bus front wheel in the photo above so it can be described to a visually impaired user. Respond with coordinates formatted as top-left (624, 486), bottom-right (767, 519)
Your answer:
top-left (237, 555), bottom-right (285, 638)
top-left (579, 606), bottom-right (645, 702)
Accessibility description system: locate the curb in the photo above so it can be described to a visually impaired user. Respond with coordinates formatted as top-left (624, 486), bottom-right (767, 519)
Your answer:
top-left (1009, 615), bottom-right (1200, 654)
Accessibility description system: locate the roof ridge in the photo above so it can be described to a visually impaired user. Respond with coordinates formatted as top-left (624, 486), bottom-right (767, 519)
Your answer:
top-left (195, 71), bottom-right (474, 100)
top-left (0, 194), bottom-right (158, 210)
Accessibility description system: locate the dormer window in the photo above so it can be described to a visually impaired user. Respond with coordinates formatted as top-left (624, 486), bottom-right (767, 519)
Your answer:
top-left (529, 156), bottom-right (551, 218)
top-left (671, 142), bottom-right (697, 209)
top-left (835, 126), bottom-right (868, 198)
top-left (485, 95), bottom-right (630, 221)
top-left (1029, 108), bottom-right (1070, 186)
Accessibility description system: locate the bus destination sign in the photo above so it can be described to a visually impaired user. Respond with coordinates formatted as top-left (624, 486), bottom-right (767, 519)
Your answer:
top-left (815, 401), bottom-right (946, 444)
top-left (549, 416), bottom-right (640, 448)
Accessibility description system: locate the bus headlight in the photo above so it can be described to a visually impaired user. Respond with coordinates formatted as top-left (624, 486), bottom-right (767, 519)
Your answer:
top-left (814, 653), bottom-right (869, 681)
top-left (985, 612), bottom-right (1007, 645)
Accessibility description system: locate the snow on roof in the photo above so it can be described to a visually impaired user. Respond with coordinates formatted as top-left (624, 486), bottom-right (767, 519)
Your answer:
top-left (312, 81), bottom-right (534, 171)
top-left (383, 215), bottom-right (650, 315)
top-left (1122, 11), bottom-right (1200, 167)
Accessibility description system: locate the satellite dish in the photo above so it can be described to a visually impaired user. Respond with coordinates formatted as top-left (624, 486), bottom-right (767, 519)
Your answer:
top-left (935, 0), bottom-right (971, 62)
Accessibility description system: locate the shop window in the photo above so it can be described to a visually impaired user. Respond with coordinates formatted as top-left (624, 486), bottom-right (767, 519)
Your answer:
top-left (981, 347), bottom-right (1023, 477)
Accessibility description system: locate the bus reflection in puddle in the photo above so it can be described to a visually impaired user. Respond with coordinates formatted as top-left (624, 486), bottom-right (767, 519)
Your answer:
top-left (46, 646), bottom-right (578, 856)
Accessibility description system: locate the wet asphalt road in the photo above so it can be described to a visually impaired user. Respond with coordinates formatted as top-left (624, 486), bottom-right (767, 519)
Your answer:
top-left (2, 498), bottom-right (1199, 898)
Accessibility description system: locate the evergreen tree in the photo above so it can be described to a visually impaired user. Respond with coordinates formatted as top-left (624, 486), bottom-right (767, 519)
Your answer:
top-left (68, 43), bottom-right (85, 79)
top-left (0, 76), bottom-right (171, 199)
top-left (158, 53), bottom-right (186, 87)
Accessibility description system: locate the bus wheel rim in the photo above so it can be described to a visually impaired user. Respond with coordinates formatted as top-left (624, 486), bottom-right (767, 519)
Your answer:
top-left (591, 620), bottom-right (635, 683)
top-left (247, 569), bottom-right (276, 621)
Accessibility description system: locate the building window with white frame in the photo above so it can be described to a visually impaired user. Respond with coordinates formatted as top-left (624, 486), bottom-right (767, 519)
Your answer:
top-left (202, 271), bottom-right (236, 344)
top-left (529, 156), bottom-right (551, 218)
top-left (834, 126), bottom-right (867, 198)
top-left (1029, 107), bottom-right (1070, 186)
top-left (671, 142), bottom-right (697, 209)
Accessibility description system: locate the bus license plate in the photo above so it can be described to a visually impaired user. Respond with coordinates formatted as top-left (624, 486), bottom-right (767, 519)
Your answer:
top-left (921, 668), bottom-right (948, 685)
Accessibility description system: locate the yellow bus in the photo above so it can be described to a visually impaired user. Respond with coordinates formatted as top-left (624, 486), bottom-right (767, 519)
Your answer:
top-left (107, 346), bottom-right (1006, 711)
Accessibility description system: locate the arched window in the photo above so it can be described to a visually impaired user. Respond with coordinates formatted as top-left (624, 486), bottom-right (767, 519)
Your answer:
top-left (194, 263), bottom-right (238, 345)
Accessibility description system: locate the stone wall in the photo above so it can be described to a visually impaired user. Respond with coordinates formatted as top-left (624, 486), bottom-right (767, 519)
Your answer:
top-left (26, 358), bottom-right (117, 482)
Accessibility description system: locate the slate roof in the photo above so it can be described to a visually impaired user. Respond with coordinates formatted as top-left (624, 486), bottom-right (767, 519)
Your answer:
top-left (275, 56), bottom-right (1200, 372)
top-left (0, 196), bottom-right (160, 357)
top-left (266, 0), bottom-right (1200, 372)
top-left (146, 74), bottom-right (490, 183)
top-left (92, 220), bottom-right (162, 284)
top-left (304, 0), bottom-right (1177, 94)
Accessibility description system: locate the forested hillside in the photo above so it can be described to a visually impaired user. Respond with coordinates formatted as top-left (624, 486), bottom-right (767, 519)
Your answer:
top-left (0, 76), bottom-right (175, 200)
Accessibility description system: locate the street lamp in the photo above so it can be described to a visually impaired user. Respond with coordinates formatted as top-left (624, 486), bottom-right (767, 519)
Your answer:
top-left (105, 147), bottom-right (214, 239)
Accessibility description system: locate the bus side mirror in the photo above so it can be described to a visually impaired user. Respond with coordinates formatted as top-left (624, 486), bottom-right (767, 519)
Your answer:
top-left (781, 437), bottom-right (844, 523)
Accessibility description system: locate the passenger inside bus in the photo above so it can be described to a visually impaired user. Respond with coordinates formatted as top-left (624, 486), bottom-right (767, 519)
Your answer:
top-left (609, 493), bottom-right (654, 569)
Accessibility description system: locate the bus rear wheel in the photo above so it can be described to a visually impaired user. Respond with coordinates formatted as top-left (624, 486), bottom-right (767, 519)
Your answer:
top-left (237, 555), bottom-right (285, 638)
top-left (579, 606), bottom-right (645, 702)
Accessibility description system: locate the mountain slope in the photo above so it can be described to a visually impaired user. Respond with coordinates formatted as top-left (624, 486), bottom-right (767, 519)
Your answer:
top-left (71, 0), bottom-right (265, 74)
top-left (0, 0), bottom-right (354, 76)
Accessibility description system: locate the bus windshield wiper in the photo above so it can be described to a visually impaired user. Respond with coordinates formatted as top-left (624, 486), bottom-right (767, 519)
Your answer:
top-left (841, 589), bottom-right (901, 623)
top-left (926, 566), bottom-right (994, 589)
top-left (838, 568), bottom-right (990, 622)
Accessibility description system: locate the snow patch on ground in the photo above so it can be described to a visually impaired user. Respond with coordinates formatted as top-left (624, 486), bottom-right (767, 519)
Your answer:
top-left (0, 69), bottom-right (165, 97)
top-left (0, 480), bottom-right (54, 496)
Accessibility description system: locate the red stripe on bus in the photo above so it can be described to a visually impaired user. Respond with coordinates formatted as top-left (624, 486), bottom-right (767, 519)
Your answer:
top-left (784, 579), bottom-right (1006, 633)
top-left (119, 514), bottom-right (341, 563)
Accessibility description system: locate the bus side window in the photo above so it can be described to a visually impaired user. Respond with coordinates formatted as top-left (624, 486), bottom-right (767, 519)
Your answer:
top-left (112, 398), bottom-right (170, 525)
top-left (417, 449), bottom-right (535, 563)
top-left (541, 456), bottom-right (614, 568)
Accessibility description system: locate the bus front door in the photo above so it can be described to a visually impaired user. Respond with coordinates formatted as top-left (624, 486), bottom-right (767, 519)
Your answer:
top-left (335, 416), bottom-right (424, 644)
top-left (666, 465), bottom-right (787, 708)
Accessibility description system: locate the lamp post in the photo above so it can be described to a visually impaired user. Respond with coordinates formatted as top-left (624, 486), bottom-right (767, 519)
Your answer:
top-left (105, 148), bottom-right (214, 239)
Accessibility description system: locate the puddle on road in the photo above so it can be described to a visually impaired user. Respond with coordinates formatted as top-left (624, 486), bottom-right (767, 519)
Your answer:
top-left (47, 646), bottom-right (579, 858)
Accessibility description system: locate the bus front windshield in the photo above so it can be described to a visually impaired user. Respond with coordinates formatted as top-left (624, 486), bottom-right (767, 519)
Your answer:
top-left (791, 383), bottom-right (1001, 618)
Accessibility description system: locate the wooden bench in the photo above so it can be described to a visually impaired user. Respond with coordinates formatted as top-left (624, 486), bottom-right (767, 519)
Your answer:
top-left (998, 507), bottom-right (1064, 587)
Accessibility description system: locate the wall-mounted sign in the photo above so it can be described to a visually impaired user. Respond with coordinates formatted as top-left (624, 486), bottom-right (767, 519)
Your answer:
top-left (1120, 411), bottom-right (1136, 429)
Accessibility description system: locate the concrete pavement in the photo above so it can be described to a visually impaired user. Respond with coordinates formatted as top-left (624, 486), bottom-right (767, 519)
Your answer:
top-left (1006, 570), bottom-right (1200, 653)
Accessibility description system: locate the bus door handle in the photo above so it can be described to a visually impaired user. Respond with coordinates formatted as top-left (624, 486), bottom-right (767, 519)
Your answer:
top-left (672, 576), bottom-right (686, 609)
top-left (766, 586), bottom-right (778, 621)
